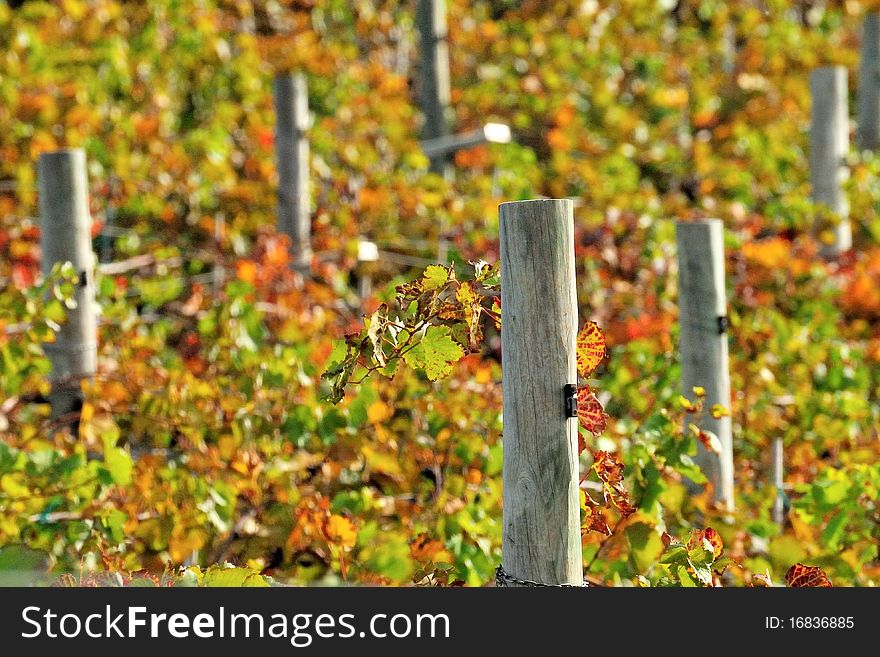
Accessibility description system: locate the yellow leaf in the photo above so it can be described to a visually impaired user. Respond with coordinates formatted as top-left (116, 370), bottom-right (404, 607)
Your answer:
top-left (0, 474), bottom-right (29, 498)
top-left (367, 401), bottom-right (391, 425)
top-left (710, 404), bottom-right (730, 419)
top-left (80, 401), bottom-right (95, 422)
top-left (218, 434), bottom-right (237, 460)
top-left (324, 515), bottom-right (357, 550)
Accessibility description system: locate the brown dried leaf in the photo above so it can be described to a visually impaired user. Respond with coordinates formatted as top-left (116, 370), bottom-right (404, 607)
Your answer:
top-left (785, 563), bottom-right (832, 588)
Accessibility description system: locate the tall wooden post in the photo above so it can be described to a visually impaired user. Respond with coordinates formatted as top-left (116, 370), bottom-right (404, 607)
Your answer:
top-left (810, 66), bottom-right (851, 257)
top-left (417, 0), bottom-right (453, 263)
top-left (38, 149), bottom-right (97, 422)
top-left (416, 0), bottom-right (452, 176)
top-left (771, 437), bottom-right (785, 528)
top-left (858, 14), bottom-right (880, 151)
top-left (676, 220), bottom-right (735, 513)
top-left (274, 73), bottom-right (311, 270)
top-left (499, 199), bottom-right (582, 586)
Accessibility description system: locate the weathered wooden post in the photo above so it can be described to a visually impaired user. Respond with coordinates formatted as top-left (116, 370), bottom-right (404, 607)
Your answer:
top-left (858, 14), bottom-right (880, 151)
top-left (810, 66), bottom-right (851, 257)
top-left (38, 149), bottom-right (97, 422)
top-left (274, 72), bottom-right (311, 270)
top-left (498, 199), bottom-right (582, 587)
top-left (416, 0), bottom-right (452, 177)
top-left (771, 437), bottom-right (785, 528)
top-left (417, 0), bottom-right (453, 263)
top-left (676, 220), bottom-right (735, 513)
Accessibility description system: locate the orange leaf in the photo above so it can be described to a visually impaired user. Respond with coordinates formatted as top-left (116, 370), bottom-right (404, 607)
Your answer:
top-left (409, 533), bottom-right (450, 562)
top-left (785, 563), bottom-right (832, 587)
top-left (576, 321), bottom-right (606, 378)
top-left (577, 387), bottom-right (607, 435)
top-left (235, 260), bottom-right (257, 285)
top-left (581, 491), bottom-right (612, 535)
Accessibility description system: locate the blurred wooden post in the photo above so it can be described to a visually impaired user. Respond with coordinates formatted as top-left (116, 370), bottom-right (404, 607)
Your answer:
top-left (810, 66), bottom-right (851, 257)
top-left (417, 0), bottom-right (452, 176)
top-left (771, 437), bottom-right (785, 528)
top-left (499, 199), bottom-right (582, 586)
top-left (274, 73), bottom-right (311, 270)
top-left (38, 149), bottom-right (97, 423)
top-left (99, 176), bottom-right (119, 264)
top-left (858, 14), bottom-right (880, 150)
top-left (676, 220), bottom-right (735, 513)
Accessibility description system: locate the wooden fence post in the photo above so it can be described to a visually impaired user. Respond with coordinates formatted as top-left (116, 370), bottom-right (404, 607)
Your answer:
top-left (676, 220), bottom-right (735, 513)
top-left (499, 199), bottom-right (582, 586)
top-left (274, 73), bottom-right (311, 270)
top-left (416, 0), bottom-right (452, 176)
top-left (859, 14), bottom-right (880, 151)
top-left (810, 66), bottom-right (851, 257)
top-left (38, 149), bottom-right (97, 422)
top-left (771, 437), bottom-right (785, 528)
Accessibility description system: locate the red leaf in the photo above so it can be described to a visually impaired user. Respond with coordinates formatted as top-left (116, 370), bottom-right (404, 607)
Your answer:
top-left (582, 491), bottom-right (612, 535)
top-left (785, 563), bottom-right (832, 588)
top-left (687, 527), bottom-right (723, 559)
top-left (577, 386), bottom-right (607, 435)
top-left (576, 321), bottom-right (607, 378)
top-left (11, 263), bottom-right (35, 289)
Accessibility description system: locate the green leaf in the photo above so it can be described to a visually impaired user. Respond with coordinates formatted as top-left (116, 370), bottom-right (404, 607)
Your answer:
top-left (676, 565), bottom-right (698, 587)
top-left (102, 430), bottom-right (132, 486)
top-left (402, 325), bottom-right (464, 380)
top-left (422, 265), bottom-right (450, 291)
top-left (201, 566), bottom-right (269, 587)
top-left (687, 541), bottom-right (715, 567)
top-left (103, 510), bottom-right (128, 543)
top-left (659, 544), bottom-right (687, 565)
top-left (104, 447), bottom-right (132, 486)
top-left (821, 510), bottom-right (847, 550)
top-left (0, 546), bottom-right (51, 586)
top-left (626, 522), bottom-right (664, 573)
top-left (691, 563), bottom-right (713, 586)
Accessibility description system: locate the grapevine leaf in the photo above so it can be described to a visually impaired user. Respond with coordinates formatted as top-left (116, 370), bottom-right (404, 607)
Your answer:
top-left (422, 265), bottom-right (451, 291)
top-left (402, 325), bottom-right (464, 381)
top-left (785, 563), bottom-right (832, 587)
top-left (687, 527), bottom-right (723, 559)
top-left (201, 567), bottom-right (269, 587)
top-left (577, 387), bottom-right (607, 435)
top-left (455, 281), bottom-right (483, 352)
top-left (580, 490), bottom-right (611, 535)
top-left (366, 308), bottom-right (387, 367)
top-left (592, 450), bottom-right (636, 517)
top-left (576, 321), bottom-right (606, 378)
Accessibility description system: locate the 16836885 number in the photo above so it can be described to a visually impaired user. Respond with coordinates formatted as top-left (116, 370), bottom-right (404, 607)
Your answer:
top-left (790, 617), bottom-right (854, 629)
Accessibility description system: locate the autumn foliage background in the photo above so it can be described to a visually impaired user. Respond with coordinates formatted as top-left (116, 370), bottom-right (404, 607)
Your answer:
top-left (1, 0), bottom-right (879, 587)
